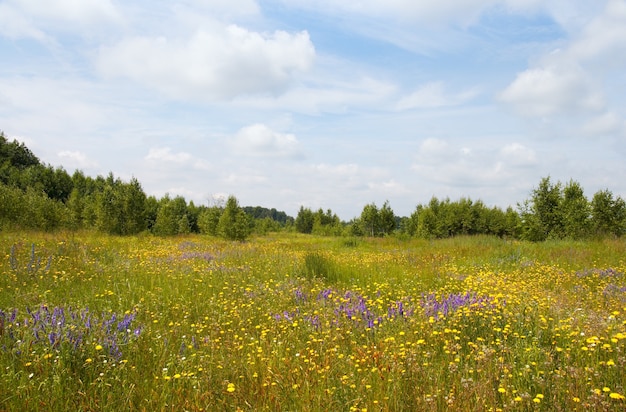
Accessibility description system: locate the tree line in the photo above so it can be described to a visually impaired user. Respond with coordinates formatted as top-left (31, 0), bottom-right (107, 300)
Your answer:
top-left (2, 131), bottom-right (625, 241)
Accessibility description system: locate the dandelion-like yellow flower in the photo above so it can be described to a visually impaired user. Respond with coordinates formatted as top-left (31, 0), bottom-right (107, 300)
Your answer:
top-left (227, 383), bottom-right (236, 393)
top-left (95, 344), bottom-right (103, 351)
top-left (609, 393), bottom-right (625, 400)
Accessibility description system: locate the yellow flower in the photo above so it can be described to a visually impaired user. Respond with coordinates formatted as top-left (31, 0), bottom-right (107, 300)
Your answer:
top-left (498, 387), bottom-right (506, 394)
top-left (609, 393), bottom-right (625, 400)
top-left (95, 344), bottom-right (103, 351)
top-left (227, 383), bottom-right (236, 393)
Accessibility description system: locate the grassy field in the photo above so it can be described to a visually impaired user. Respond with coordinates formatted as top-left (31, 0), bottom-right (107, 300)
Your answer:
top-left (1, 231), bottom-right (625, 411)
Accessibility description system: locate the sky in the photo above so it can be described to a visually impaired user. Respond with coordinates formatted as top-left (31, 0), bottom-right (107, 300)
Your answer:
top-left (1, 0), bottom-right (626, 220)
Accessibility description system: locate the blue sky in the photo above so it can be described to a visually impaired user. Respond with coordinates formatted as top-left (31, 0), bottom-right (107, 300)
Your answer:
top-left (1, 0), bottom-right (625, 219)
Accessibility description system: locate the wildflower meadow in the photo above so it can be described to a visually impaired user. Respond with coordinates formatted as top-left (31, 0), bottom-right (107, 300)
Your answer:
top-left (1, 232), bottom-right (625, 411)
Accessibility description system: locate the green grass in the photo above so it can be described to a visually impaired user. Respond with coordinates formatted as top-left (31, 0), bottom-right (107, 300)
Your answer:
top-left (1, 231), bottom-right (625, 411)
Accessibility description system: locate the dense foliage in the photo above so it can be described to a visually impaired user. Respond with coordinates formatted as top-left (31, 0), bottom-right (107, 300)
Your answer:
top-left (2, 131), bottom-right (626, 241)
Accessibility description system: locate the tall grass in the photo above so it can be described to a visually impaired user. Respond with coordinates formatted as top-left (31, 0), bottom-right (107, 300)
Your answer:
top-left (1, 232), bottom-right (625, 410)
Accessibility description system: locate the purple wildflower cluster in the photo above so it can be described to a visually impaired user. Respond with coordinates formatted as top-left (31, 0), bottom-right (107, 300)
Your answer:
top-left (179, 251), bottom-right (215, 262)
top-left (603, 284), bottom-right (626, 301)
top-left (0, 306), bottom-right (142, 360)
top-left (420, 292), bottom-right (497, 320)
top-left (576, 268), bottom-right (624, 278)
top-left (273, 287), bottom-right (415, 330)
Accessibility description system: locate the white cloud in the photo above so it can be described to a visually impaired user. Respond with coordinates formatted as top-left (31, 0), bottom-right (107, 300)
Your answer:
top-left (145, 147), bottom-right (192, 164)
top-left (569, 0), bottom-right (626, 65)
top-left (97, 25), bottom-right (315, 100)
top-left (367, 179), bottom-right (411, 195)
top-left (57, 150), bottom-right (99, 169)
top-left (581, 112), bottom-right (625, 136)
top-left (237, 75), bottom-right (396, 114)
top-left (412, 138), bottom-right (541, 189)
top-left (0, 0), bottom-right (121, 40)
top-left (15, 0), bottom-right (120, 23)
top-left (499, 0), bottom-right (626, 137)
top-left (396, 82), bottom-right (478, 110)
top-left (499, 61), bottom-right (604, 117)
top-left (223, 172), bottom-right (268, 184)
top-left (417, 137), bottom-right (455, 162)
top-left (500, 143), bottom-right (537, 166)
top-left (0, 3), bottom-right (50, 41)
top-left (231, 124), bottom-right (302, 158)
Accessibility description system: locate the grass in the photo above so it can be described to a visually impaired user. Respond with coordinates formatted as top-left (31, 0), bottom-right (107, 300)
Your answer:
top-left (1, 231), bottom-right (625, 411)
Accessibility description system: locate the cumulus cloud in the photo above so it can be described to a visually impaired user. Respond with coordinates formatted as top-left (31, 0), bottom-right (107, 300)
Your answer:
top-left (367, 179), bottom-right (411, 195)
top-left (57, 150), bottom-right (99, 169)
top-left (499, 0), bottom-right (626, 136)
top-left (230, 124), bottom-right (303, 158)
top-left (416, 137), bottom-right (455, 163)
top-left (499, 61), bottom-right (604, 117)
top-left (97, 25), bottom-right (315, 100)
top-left (412, 138), bottom-right (540, 189)
top-left (145, 147), bottom-right (192, 163)
top-left (499, 143), bottom-right (537, 167)
top-left (569, 0), bottom-right (626, 65)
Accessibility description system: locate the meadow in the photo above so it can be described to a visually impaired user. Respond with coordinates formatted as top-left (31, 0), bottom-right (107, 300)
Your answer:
top-left (1, 231), bottom-right (625, 411)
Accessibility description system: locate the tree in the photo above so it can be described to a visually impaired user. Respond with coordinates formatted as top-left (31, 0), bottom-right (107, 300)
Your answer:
top-left (519, 177), bottom-right (563, 241)
top-left (217, 195), bottom-right (251, 241)
top-left (152, 195), bottom-right (180, 236)
top-left (590, 190), bottom-right (626, 237)
top-left (312, 208), bottom-right (342, 236)
top-left (295, 206), bottom-right (314, 234)
top-left (198, 206), bottom-right (222, 236)
top-left (360, 203), bottom-right (379, 236)
top-left (0, 132), bottom-right (40, 173)
top-left (561, 180), bottom-right (590, 239)
top-left (378, 200), bottom-right (396, 235)
top-left (121, 177), bottom-right (148, 234)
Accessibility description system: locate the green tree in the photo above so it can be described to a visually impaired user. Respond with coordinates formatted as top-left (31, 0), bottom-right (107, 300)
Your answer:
top-left (152, 195), bottom-right (179, 236)
top-left (198, 206), bottom-right (222, 236)
top-left (0, 132), bottom-right (40, 177)
top-left (217, 195), bottom-right (251, 241)
top-left (121, 177), bottom-right (148, 234)
top-left (295, 206), bottom-right (314, 234)
top-left (561, 180), bottom-right (590, 239)
top-left (519, 177), bottom-right (564, 241)
top-left (590, 190), bottom-right (626, 237)
top-left (360, 203), bottom-right (379, 236)
top-left (378, 200), bottom-right (396, 235)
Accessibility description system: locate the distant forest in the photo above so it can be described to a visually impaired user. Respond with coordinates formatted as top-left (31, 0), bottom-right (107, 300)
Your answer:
top-left (1, 130), bottom-right (625, 241)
